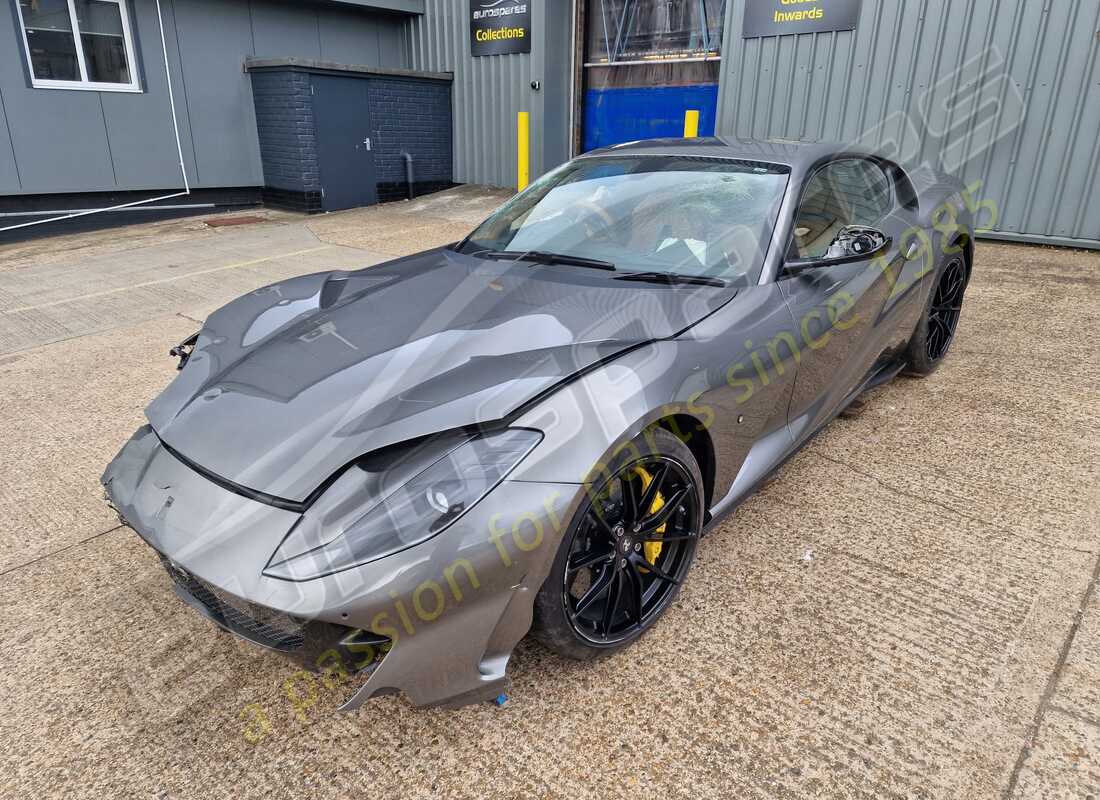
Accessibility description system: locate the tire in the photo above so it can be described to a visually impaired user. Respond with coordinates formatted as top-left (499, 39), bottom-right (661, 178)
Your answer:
top-left (903, 253), bottom-right (969, 377)
top-left (530, 427), bottom-right (703, 660)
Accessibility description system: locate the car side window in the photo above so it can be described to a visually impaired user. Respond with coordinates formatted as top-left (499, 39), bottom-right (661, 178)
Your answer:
top-left (791, 159), bottom-right (894, 259)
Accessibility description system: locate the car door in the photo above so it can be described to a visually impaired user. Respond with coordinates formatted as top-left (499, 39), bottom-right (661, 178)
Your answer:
top-left (778, 157), bottom-right (906, 443)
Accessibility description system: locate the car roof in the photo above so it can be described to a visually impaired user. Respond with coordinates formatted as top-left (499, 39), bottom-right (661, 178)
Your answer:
top-left (577, 136), bottom-right (869, 171)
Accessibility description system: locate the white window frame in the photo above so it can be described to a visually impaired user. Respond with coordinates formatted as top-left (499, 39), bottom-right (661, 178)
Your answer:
top-left (14, 0), bottom-right (142, 93)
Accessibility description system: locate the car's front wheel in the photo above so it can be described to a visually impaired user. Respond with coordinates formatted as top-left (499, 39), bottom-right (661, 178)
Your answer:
top-left (531, 427), bottom-right (702, 660)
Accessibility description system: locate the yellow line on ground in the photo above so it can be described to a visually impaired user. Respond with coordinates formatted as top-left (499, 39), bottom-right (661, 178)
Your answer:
top-left (3, 245), bottom-right (333, 314)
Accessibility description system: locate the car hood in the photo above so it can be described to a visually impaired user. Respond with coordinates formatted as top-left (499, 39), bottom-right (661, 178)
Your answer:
top-left (148, 247), bottom-right (730, 502)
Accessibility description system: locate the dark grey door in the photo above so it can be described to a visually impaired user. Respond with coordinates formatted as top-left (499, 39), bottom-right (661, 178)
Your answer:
top-left (779, 158), bottom-right (902, 439)
top-left (312, 75), bottom-right (377, 211)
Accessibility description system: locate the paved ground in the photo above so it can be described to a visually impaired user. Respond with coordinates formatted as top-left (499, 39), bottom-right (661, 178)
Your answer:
top-left (0, 189), bottom-right (1097, 799)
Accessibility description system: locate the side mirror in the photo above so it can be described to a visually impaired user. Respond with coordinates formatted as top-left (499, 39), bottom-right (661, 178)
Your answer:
top-left (784, 225), bottom-right (891, 276)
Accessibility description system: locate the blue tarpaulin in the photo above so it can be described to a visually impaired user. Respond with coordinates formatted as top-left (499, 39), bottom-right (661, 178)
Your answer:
top-left (582, 83), bottom-right (719, 152)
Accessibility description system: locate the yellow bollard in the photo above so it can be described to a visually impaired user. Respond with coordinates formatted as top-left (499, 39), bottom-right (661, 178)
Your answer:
top-left (517, 112), bottom-right (530, 191)
top-left (683, 109), bottom-right (700, 138)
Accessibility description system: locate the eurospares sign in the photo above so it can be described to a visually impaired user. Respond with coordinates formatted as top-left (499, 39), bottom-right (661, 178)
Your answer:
top-left (743, 0), bottom-right (861, 37)
top-left (470, 0), bottom-right (530, 56)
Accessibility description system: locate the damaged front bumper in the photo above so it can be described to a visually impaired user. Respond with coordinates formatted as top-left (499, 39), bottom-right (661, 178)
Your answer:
top-left (102, 425), bottom-right (581, 709)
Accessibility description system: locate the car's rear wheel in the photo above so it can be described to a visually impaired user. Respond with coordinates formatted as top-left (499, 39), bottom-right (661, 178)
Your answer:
top-left (531, 428), bottom-right (702, 660)
top-left (904, 254), bottom-right (969, 376)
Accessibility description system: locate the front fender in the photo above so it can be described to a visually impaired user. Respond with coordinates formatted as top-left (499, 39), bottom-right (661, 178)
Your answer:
top-left (509, 283), bottom-right (802, 513)
top-left (508, 341), bottom-right (696, 486)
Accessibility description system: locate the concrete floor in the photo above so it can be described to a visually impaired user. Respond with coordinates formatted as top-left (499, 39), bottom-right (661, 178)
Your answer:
top-left (0, 189), bottom-right (1097, 799)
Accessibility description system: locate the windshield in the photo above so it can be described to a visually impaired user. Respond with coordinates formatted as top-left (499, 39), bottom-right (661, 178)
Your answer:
top-left (461, 156), bottom-right (789, 286)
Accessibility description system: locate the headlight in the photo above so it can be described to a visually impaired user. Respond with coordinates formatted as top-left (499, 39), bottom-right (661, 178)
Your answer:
top-left (263, 429), bottom-right (541, 581)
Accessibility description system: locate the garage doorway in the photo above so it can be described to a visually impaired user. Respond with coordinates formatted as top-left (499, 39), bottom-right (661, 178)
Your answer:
top-left (581, 0), bottom-right (726, 151)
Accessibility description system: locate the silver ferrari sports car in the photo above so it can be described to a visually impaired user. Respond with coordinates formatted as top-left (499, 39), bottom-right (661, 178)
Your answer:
top-left (103, 138), bottom-right (974, 709)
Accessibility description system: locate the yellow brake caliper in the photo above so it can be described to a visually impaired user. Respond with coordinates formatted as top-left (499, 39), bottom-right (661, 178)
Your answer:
top-left (633, 466), bottom-right (666, 570)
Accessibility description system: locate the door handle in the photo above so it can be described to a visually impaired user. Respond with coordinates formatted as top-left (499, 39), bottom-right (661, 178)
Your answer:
top-left (904, 240), bottom-right (921, 260)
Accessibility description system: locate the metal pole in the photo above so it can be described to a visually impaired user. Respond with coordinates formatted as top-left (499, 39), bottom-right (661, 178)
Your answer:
top-left (517, 112), bottom-right (530, 190)
top-left (684, 109), bottom-right (700, 138)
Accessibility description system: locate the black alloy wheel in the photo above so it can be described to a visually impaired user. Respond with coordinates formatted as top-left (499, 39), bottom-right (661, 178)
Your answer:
top-left (562, 455), bottom-right (700, 646)
top-left (926, 256), bottom-right (966, 361)
top-left (903, 253), bottom-right (970, 377)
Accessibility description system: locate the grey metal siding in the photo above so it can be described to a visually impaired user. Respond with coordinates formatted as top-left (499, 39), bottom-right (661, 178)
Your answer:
top-left (0, 0), bottom-right (413, 197)
top-left (171, 0), bottom-right (261, 189)
top-left (0, 87), bottom-right (19, 193)
top-left (1, 84), bottom-right (118, 193)
top-left (317, 7), bottom-right (409, 64)
top-left (406, 0), bottom-right (530, 188)
top-left (405, 0), bottom-right (571, 188)
top-left (715, 0), bottom-right (1100, 248)
top-left (252, 1), bottom-right (324, 60)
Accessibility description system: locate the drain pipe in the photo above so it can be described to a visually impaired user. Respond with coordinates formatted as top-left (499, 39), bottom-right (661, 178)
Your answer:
top-left (401, 151), bottom-right (415, 200)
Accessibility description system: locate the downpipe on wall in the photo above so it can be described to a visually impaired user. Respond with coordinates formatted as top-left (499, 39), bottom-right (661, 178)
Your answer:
top-left (401, 151), bottom-right (415, 200)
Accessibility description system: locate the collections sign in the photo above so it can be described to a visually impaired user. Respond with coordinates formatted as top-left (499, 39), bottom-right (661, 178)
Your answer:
top-left (742, 0), bottom-right (861, 38)
top-left (470, 0), bottom-right (531, 56)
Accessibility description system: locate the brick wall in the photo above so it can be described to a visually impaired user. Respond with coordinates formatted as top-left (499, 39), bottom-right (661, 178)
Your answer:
top-left (368, 77), bottom-right (453, 198)
top-left (249, 66), bottom-right (452, 211)
top-left (251, 71), bottom-right (321, 207)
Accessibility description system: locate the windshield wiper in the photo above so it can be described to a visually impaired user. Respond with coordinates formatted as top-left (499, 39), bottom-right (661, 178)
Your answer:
top-left (480, 249), bottom-right (616, 271)
top-left (614, 270), bottom-right (728, 287)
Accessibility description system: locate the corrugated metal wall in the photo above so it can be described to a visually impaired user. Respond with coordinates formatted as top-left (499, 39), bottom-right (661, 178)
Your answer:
top-left (406, 0), bottom-right (535, 188)
top-left (405, 0), bottom-right (573, 189)
top-left (715, 0), bottom-right (1100, 248)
